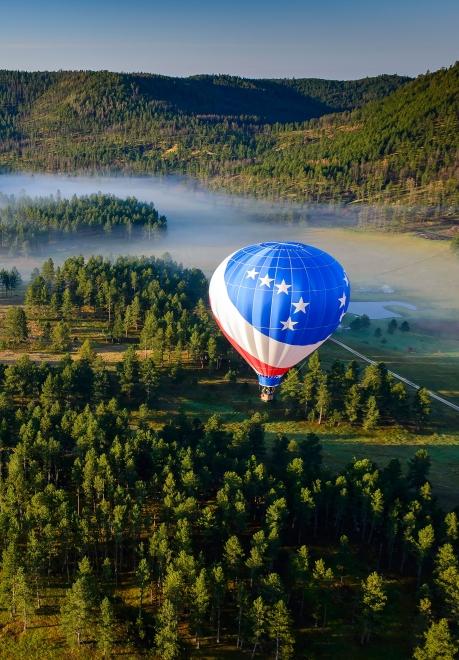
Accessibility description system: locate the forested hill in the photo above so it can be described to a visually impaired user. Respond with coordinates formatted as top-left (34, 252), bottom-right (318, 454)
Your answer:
top-left (0, 65), bottom-right (457, 206)
top-left (242, 63), bottom-right (459, 205)
top-left (0, 70), bottom-right (408, 129)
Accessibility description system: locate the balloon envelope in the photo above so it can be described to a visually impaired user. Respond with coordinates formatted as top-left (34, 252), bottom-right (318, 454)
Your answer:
top-left (209, 241), bottom-right (350, 387)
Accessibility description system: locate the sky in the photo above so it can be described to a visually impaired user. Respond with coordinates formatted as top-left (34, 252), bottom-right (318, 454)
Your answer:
top-left (0, 0), bottom-right (457, 79)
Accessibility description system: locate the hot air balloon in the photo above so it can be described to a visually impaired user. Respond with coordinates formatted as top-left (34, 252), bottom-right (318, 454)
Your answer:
top-left (209, 241), bottom-right (350, 401)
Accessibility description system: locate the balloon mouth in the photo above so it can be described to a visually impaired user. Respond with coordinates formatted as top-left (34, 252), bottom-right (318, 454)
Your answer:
top-left (257, 374), bottom-right (283, 388)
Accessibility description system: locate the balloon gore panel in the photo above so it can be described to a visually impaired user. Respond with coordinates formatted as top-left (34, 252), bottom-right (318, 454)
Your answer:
top-left (209, 241), bottom-right (350, 387)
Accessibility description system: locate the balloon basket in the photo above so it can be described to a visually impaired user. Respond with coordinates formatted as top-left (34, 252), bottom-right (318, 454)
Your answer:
top-left (260, 386), bottom-right (276, 402)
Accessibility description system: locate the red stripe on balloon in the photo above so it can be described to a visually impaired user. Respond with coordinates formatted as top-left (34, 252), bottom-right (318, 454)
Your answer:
top-left (214, 317), bottom-right (290, 377)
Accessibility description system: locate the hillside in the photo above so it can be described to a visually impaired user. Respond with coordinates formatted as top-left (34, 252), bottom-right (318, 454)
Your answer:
top-left (0, 69), bottom-right (408, 128)
top-left (241, 64), bottom-right (459, 205)
top-left (0, 66), bottom-right (457, 207)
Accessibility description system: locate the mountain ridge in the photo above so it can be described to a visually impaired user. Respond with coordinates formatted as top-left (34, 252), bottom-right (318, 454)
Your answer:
top-left (0, 65), bottom-right (457, 207)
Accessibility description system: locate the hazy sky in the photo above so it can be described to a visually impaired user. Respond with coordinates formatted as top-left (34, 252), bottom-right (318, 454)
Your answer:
top-left (0, 0), bottom-right (457, 79)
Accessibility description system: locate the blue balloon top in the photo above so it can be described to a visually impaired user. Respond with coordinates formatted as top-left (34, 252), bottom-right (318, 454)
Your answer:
top-left (224, 241), bottom-right (350, 347)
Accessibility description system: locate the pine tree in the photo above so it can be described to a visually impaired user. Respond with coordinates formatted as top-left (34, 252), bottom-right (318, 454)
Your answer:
top-left (207, 335), bottom-right (218, 369)
top-left (155, 599), bottom-right (180, 660)
top-left (414, 587), bottom-right (433, 644)
top-left (26, 530), bottom-right (45, 609)
top-left (61, 288), bottom-right (73, 320)
top-left (414, 619), bottom-right (457, 660)
top-left (112, 312), bottom-right (124, 343)
top-left (267, 600), bottom-right (294, 660)
top-left (140, 309), bottom-right (157, 356)
top-left (49, 292), bottom-right (60, 317)
top-left (4, 307), bottom-right (28, 345)
top-left (434, 544), bottom-right (459, 618)
top-left (344, 359), bottom-right (360, 384)
top-left (130, 295), bottom-right (141, 330)
top-left (390, 381), bottom-right (409, 421)
top-left (249, 596), bottom-right (266, 658)
top-left (15, 567), bottom-right (32, 631)
top-left (39, 319), bottom-right (52, 345)
top-left (41, 257), bottom-right (55, 284)
top-left (246, 531), bottom-right (267, 587)
top-left (291, 545), bottom-right (310, 616)
top-left (311, 558), bottom-right (334, 628)
top-left (411, 524), bottom-right (435, 586)
top-left (444, 512), bottom-right (458, 542)
top-left (189, 328), bottom-right (203, 366)
top-left (98, 597), bottom-right (115, 657)
top-left (60, 557), bottom-right (97, 647)
top-left (224, 535), bottom-right (244, 580)
top-left (191, 568), bottom-right (209, 648)
top-left (308, 352), bottom-right (321, 375)
top-left (363, 395), bottom-right (379, 430)
top-left (280, 369), bottom-right (302, 410)
top-left (140, 357), bottom-right (160, 403)
top-left (359, 571), bottom-right (387, 644)
top-left (123, 305), bottom-right (132, 338)
top-left (0, 542), bottom-right (19, 618)
top-left (162, 568), bottom-right (184, 610)
top-left (118, 346), bottom-right (139, 399)
top-left (315, 375), bottom-right (331, 424)
top-left (413, 388), bottom-right (431, 426)
top-left (93, 356), bottom-right (111, 401)
top-left (136, 557), bottom-right (151, 614)
top-left (78, 338), bottom-right (96, 363)
top-left (298, 432), bottom-right (322, 478)
top-left (60, 577), bottom-right (93, 647)
top-left (51, 321), bottom-right (70, 351)
top-left (210, 564), bottom-right (225, 644)
top-left (344, 383), bottom-right (361, 424)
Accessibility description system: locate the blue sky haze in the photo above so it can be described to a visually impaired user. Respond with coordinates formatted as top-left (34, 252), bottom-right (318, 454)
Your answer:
top-left (0, 0), bottom-right (457, 78)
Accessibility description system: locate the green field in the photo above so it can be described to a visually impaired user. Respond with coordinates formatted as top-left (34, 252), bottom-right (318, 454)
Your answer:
top-left (338, 321), bottom-right (459, 404)
top-left (140, 365), bottom-right (459, 509)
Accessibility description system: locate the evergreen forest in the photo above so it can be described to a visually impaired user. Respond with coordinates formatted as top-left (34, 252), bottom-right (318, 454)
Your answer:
top-left (1, 65), bottom-right (457, 208)
top-left (0, 256), bottom-right (457, 659)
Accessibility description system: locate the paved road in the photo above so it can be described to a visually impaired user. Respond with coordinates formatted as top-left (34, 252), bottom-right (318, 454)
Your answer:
top-left (329, 337), bottom-right (459, 414)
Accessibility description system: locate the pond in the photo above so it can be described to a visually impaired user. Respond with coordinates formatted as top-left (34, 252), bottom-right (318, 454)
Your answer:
top-left (347, 301), bottom-right (417, 319)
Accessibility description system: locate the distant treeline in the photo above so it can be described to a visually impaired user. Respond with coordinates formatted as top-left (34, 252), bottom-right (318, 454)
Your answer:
top-left (0, 267), bottom-right (21, 297)
top-left (0, 193), bottom-right (166, 254)
top-left (1, 65), bottom-right (457, 208)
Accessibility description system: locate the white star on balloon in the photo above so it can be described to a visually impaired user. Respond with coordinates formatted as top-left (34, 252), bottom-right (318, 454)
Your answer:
top-left (281, 317), bottom-right (298, 331)
top-left (259, 274), bottom-right (274, 288)
top-left (275, 279), bottom-right (292, 295)
top-left (292, 297), bottom-right (309, 314)
top-left (343, 272), bottom-right (349, 286)
top-left (246, 268), bottom-right (259, 280)
top-left (338, 292), bottom-right (347, 308)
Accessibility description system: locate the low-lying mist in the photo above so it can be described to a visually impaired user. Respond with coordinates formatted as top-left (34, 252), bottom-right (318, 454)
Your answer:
top-left (1, 172), bottom-right (458, 323)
